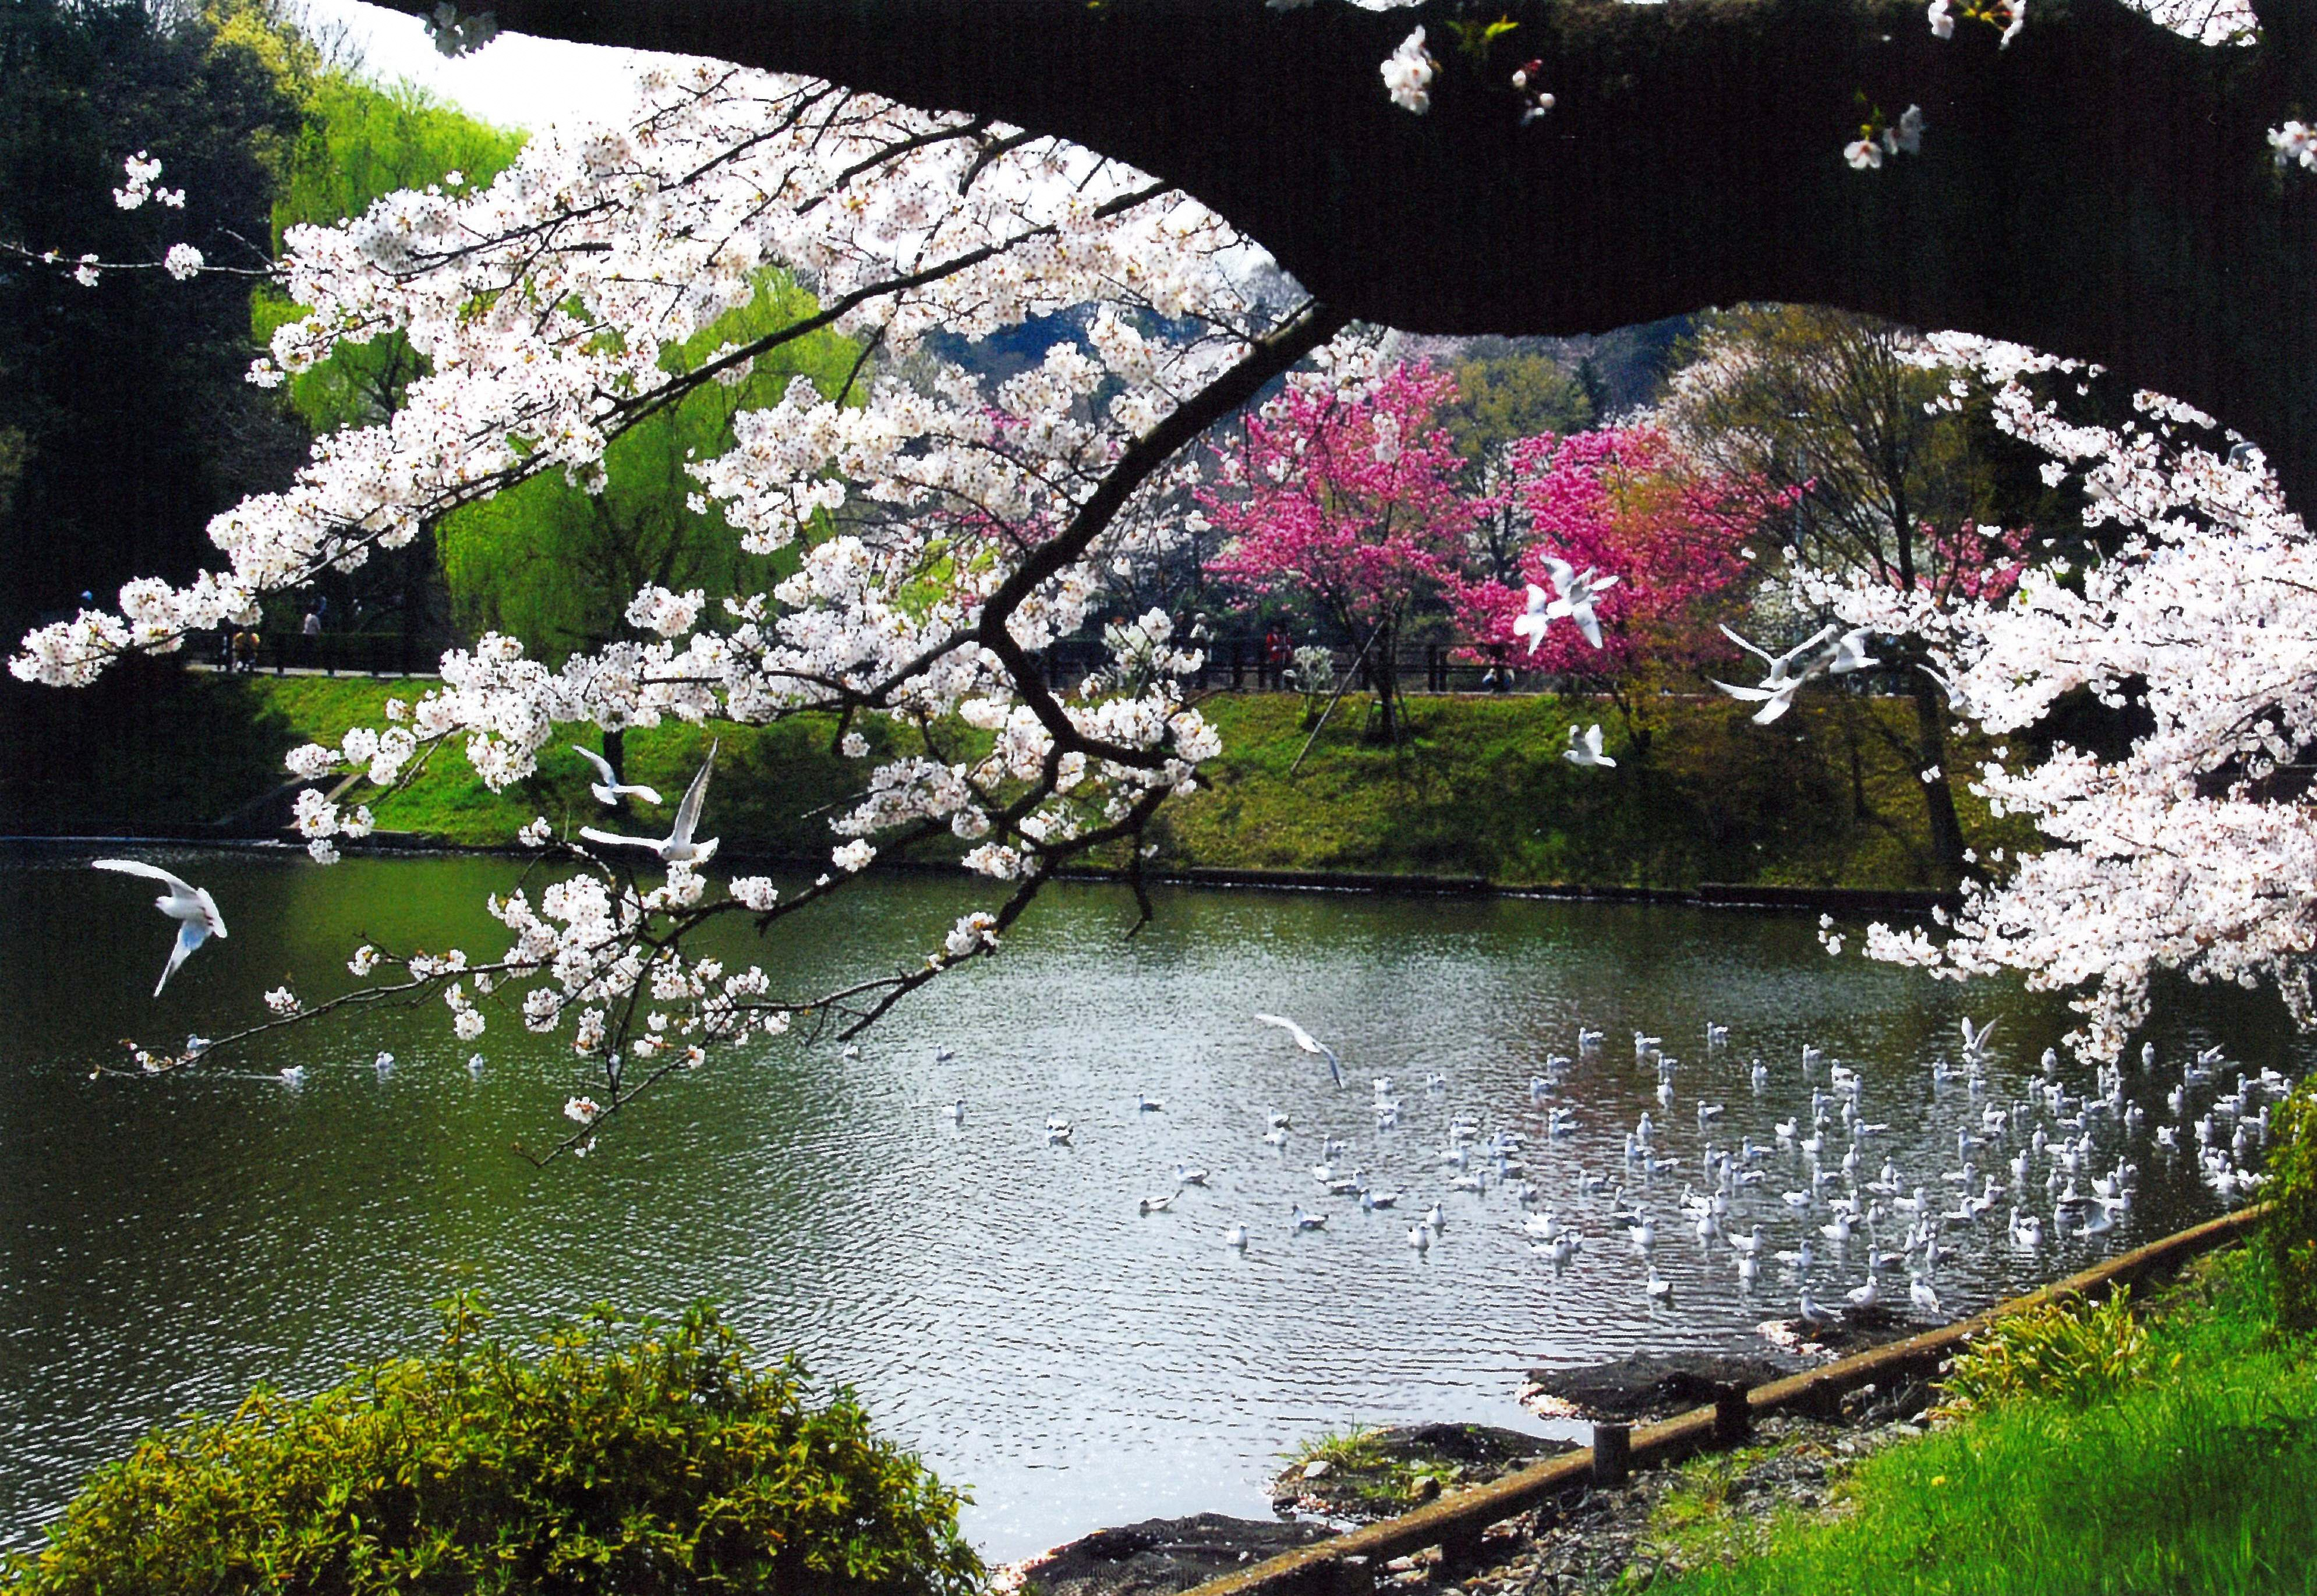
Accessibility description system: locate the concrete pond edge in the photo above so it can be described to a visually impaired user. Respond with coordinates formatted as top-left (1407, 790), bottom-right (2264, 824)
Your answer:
top-left (1180, 1204), bottom-right (2269, 1596)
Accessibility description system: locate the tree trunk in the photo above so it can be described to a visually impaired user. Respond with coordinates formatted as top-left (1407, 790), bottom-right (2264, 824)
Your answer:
top-left (1370, 620), bottom-right (1400, 744)
top-left (1909, 674), bottom-right (1969, 888)
top-left (602, 727), bottom-right (626, 785)
top-left (376, 0), bottom-right (2317, 507)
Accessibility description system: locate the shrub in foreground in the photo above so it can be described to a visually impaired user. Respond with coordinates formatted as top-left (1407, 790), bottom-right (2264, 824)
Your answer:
top-left (2267, 1081), bottom-right (2317, 1333)
top-left (3, 1298), bottom-right (981, 1596)
top-left (1931, 1287), bottom-right (2152, 1417)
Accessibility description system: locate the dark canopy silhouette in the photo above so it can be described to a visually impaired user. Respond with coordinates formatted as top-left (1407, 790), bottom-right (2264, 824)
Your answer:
top-left (362, 0), bottom-right (2312, 500)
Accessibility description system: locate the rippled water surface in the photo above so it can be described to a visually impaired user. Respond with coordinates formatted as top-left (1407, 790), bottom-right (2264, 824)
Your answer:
top-left (1, 847), bottom-right (2306, 1560)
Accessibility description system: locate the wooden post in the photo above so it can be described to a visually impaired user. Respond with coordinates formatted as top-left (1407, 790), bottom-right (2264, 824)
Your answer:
top-left (1714, 1383), bottom-right (1751, 1444)
top-left (1591, 1422), bottom-right (1630, 1487)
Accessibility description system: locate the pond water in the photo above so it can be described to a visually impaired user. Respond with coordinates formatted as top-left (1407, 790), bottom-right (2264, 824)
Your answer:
top-left (0, 846), bottom-right (2304, 1562)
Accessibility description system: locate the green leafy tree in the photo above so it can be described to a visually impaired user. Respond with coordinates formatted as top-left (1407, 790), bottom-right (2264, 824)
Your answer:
top-left (0, 0), bottom-right (305, 635)
top-left (254, 77), bottom-right (525, 436)
top-left (437, 271), bottom-right (863, 769)
top-left (1662, 305), bottom-right (2007, 886)
top-left (1438, 345), bottom-right (1592, 465)
top-left (247, 73), bottom-right (526, 653)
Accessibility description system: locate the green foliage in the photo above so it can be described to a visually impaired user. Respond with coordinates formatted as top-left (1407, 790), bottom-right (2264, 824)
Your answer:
top-left (1635, 1443), bottom-right (1787, 1577)
top-left (253, 76), bottom-right (525, 436)
top-left (1157, 692), bottom-right (2034, 891)
top-left (436, 272), bottom-right (864, 665)
top-left (5, 1297), bottom-right (981, 1596)
top-left (1654, 1252), bottom-right (2317, 1596)
top-left (1283, 1426), bottom-right (1388, 1472)
top-left (203, 676), bottom-right (928, 854)
top-left (0, 0), bottom-right (307, 632)
top-left (1933, 1289), bottom-right (2153, 1418)
top-left (2265, 1082), bottom-right (2317, 1333)
top-left (1438, 348), bottom-right (1591, 462)
top-left (5, 673), bottom-right (2029, 889)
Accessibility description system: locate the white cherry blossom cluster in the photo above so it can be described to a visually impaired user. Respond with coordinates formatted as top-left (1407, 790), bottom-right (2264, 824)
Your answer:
top-left (1820, 337), bottom-right (2317, 1060)
top-left (1845, 104), bottom-right (1925, 171)
top-left (112, 151), bottom-right (184, 211)
top-left (33, 64), bottom-right (1351, 1142)
top-left (2272, 121), bottom-right (2316, 173)
top-left (1381, 27), bottom-right (1436, 115)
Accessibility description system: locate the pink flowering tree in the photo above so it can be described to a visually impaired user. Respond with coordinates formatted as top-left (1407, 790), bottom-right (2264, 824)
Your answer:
top-left (1449, 424), bottom-right (1781, 749)
top-left (1201, 362), bottom-right (1483, 744)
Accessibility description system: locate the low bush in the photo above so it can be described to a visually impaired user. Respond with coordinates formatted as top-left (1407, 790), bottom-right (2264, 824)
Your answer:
top-left (2266, 1081), bottom-right (2317, 1333)
top-left (3, 1297), bottom-right (981, 1596)
top-left (1932, 1287), bottom-right (2152, 1417)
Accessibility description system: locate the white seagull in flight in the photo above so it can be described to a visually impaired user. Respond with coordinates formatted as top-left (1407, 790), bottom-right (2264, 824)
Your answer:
top-left (93, 858), bottom-right (228, 996)
top-left (1828, 628), bottom-right (1881, 675)
top-left (1255, 1013), bottom-right (1345, 1088)
top-left (1563, 723), bottom-right (1617, 768)
top-left (1538, 557), bottom-right (1619, 649)
top-left (572, 744), bottom-right (663, 808)
top-left (1511, 583), bottom-right (1554, 656)
top-left (581, 739), bottom-right (720, 863)
top-left (1708, 623), bottom-right (1839, 724)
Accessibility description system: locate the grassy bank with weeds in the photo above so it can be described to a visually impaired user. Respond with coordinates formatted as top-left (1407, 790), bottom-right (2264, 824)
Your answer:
top-left (2, 673), bottom-right (2029, 891)
top-left (1161, 692), bottom-right (2026, 890)
top-left (1639, 1250), bottom-right (2317, 1596)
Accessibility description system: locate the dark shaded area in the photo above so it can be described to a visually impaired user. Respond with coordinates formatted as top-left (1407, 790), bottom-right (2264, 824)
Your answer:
top-left (0, 663), bottom-right (302, 835)
top-left (2022, 679), bottom-right (2159, 765)
top-left (1525, 1353), bottom-right (1802, 1421)
top-left (353, 0), bottom-right (2315, 507)
top-left (0, 0), bottom-right (304, 638)
top-left (1008, 1513), bottom-right (1338, 1596)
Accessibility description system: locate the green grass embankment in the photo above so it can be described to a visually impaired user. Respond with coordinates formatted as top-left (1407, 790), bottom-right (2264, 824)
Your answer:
top-left (1166, 692), bottom-right (2029, 890)
top-left (1, 673), bottom-right (2032, 891)
top-left (1643, 1251), bottom-right (2317, 1596)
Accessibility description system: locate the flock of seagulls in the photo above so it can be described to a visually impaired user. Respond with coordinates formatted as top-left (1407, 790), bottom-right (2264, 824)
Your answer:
top-left (1516, 560), bottom-right (1620, 654)
top-left (578, 739), bottom-right (721, 864)
top-left (1711, 621), bottom-right (1993, 724)
top-left (1708, 624), bottom-right (1880, 726)
top-left (931, 1003), bottom-right (2297, 1352)
top-left (82, 733), bottom-right (2297, 1354)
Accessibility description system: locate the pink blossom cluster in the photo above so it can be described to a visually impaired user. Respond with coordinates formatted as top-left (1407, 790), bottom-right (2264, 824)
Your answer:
top-left (1448, 425), bottom-right (1779, 678)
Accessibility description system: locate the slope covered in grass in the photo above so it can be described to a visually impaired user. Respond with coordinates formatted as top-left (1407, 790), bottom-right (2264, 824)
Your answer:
top-left (1649, 1252), bottom-right (2317, 1596)
top-left (1163, 692), bottom-right (2029, 890)
top-left (4, 672), bottom-right (2029, 891)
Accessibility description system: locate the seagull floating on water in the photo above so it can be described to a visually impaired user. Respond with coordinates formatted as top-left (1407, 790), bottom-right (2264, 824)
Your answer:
top-left (92, 858), bottom-right (227, 997)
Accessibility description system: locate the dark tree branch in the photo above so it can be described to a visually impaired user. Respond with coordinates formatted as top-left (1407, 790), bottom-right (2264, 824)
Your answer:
top-left (359, 0), bottom-right (2316, 502)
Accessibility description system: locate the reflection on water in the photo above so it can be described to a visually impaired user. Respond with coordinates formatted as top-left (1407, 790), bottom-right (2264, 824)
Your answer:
top-left (0, 846), bottom-right (2304, 1560)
